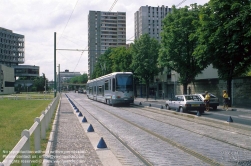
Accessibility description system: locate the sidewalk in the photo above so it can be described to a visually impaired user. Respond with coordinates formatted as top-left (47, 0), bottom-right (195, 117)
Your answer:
top-left (134, 97), bottom-right (251, 112)
top-left (43, 94), bottom-right (103, 166)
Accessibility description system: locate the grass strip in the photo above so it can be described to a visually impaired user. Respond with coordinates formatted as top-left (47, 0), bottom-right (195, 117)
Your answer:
top-left (0, 97), bottom-right (56, 165)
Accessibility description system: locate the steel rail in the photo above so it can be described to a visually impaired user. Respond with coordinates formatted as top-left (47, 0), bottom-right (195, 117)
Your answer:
top-left (123, 105), bottom-right (251, 152)
top-left (79, 100), bottom-right (223, 166)
top-left (72, 99), bottom-right (153, 166)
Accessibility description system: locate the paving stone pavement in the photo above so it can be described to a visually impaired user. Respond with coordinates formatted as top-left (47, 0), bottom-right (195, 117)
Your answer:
top-left (44, 95), bottom-right (103, 166)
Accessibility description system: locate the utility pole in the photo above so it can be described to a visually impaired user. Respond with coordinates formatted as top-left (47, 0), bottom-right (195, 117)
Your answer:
top-left (58, 64), bottom-right (60, 93)
top-left (54, 32), bottom-right (57, 97)
top-left (54, 32), bottom-right (86, 96)
top-left (45, 78), bottom-right (46, 92)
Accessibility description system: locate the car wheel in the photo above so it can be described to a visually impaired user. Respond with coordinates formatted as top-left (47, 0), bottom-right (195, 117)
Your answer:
top-left (166, 105), bottom-right (170, 110)
top-left (213, 106), bottom-right (217, 110)
top-left (179, 107), bottom-right (184, 113)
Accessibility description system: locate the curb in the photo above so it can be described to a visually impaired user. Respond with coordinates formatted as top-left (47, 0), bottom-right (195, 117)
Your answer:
top-left (135, 101), bottom-right (251, 132)
top-left (43, 96), bottom-right (61, 166)
top-left (71, 100), bottom-right (122, 166)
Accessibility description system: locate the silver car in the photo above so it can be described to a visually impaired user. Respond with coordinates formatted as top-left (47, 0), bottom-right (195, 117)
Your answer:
top-left (166, 95), bottom-right (205, 113)
top-left (194, 93), bottom-right (219, 110)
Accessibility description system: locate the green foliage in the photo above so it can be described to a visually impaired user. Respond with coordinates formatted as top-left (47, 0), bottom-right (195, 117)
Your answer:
top-left (69, 73), bottom-right (88, 84)
top-left (131, 34), bottom-right (160, 97)
top-left (195, 0), bottom-right (251, 102)
top-left (33, 73), bottom-right (48, 91)
top-left (247, 71), bottom-right (251, 76)
top-left (159, 4), bottom-right (204, 93)
top-left (91, 46), bottom-right (133, 79)
top-left (195, 0), bottom-right (251, 79)
top-left (110, 46), bottom-right (133, 72)
top-left (91, 48), bottom-right (113, 79)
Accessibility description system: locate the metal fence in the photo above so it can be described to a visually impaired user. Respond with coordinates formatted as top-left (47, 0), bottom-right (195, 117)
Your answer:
top-left (0, 94), bottom-right (60, 166)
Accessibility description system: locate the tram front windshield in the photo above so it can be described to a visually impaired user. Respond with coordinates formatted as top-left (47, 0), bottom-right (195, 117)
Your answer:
top-left (116, 75), bottom-right (133, 92)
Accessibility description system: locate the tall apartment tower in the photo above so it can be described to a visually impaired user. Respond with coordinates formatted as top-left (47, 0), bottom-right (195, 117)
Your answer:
top-left (88, 11), bottom-right (126, 78)
top-left (134, 5), bottom-right (171, 42)
top-left (0, 27), bottom-right (25, 67)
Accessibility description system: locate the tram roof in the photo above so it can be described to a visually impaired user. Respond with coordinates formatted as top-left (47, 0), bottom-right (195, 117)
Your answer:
top-left (87, 72), bottom-right (132, 83)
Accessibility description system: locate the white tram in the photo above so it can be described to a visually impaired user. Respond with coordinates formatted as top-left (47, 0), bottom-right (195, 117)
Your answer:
top-left (86, 72), bottom-right (134, 106)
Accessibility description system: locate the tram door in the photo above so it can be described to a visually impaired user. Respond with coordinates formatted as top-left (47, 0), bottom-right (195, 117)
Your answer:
top-left (112, 78), bottom-right (115, 92)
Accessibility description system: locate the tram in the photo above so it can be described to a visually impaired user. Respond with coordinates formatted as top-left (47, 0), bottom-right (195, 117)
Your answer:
top-left (86, 72), bottom-right (134, 106)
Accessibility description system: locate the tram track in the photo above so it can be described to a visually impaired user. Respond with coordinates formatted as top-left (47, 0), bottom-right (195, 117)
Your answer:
top-left (71, 98), bottom-right (153, 166)
top-left (133, 102), bottom-right (251, 134)
top-left (98, 106), bottom-right (223, 166)
top-left (121, 105), bottom-right (251, 152)
top-left (75, 99), bottom-right (222, 165)
top-left (70, 94), bottom-right (251, 166)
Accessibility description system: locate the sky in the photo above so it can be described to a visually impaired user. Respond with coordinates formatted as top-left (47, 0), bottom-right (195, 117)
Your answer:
top-left (0, 0), bottom-right (209, 81)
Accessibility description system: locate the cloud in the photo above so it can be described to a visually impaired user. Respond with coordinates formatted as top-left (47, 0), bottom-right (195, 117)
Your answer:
top-left (0, 0), bottom-right (209, 80)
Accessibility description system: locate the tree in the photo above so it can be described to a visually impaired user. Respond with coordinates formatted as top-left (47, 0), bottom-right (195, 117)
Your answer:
top-left (33, 74), bottom-right (48, 91)
top-left (195, 0), bottom-right (251, 105)
top-left (110, 46), bottom-right (133, 72)
top-left (69, 73), bottom-right (88, 84)
top-left (159, 4), bottom-right (205, 94)
top-left (131, 34), bottom-right (160, 99)
top-left (91, 48), bottom-right (113, 79)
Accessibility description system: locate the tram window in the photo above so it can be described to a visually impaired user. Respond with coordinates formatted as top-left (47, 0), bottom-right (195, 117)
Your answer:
top-left (94, 86), bottom-right (96, 94)
top-left (102, 85), bottom-right (104, 96)
top-left (105, 80), bottom-right (109, 90)
top-left (89, 87), bottom-right (92, 94)
top-left (98, 86), bottom-right (102, 95)
top-left (116, 75), bottom-right (133, 91)
top-left (112, 78), bottom-right (115, 92)
top-left (109, 79), bottom-right (111, 90)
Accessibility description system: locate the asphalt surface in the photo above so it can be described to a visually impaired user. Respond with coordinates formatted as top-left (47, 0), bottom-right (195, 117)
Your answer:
top-left (43, 94), bottom-right (250, 166)
top-left (134, 97), bottom-right (251, 126)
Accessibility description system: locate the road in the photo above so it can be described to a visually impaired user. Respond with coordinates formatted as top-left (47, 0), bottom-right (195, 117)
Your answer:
top-left (67, 93), bottom-right (251, 166)
top-left (133, 98), bottom-right (251, 126)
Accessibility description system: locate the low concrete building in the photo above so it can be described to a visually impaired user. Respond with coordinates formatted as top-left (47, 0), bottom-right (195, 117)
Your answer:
top-left (0, 64), bottom-right (15, 94)
top-left (14, 65), bottom-right (40, 87)
top-left (58, 69), bottom-right (81, 91)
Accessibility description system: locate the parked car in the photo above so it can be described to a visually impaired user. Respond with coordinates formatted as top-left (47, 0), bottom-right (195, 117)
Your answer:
top-left (78, 89), bottom-right (83, 93)
top-left (194, 93), bottom-right (219, 110)
top-left (165, 95), bottom-right (205, 113)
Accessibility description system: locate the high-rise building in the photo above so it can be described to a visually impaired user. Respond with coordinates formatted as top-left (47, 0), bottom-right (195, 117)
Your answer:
top-left (88, 11), bottom-right (126, 78)
top-left (0, 27), bottom-right (25, 67)
top-left (134, 5), bottom-right (171, 42)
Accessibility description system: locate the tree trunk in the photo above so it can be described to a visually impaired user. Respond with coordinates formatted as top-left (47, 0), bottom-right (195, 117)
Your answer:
top-left (146, 82), bottom-right (149, 101)
top-left (227, 78), bottom-right (232, 107)
top-left (183, 83), bottom-right (188, 95)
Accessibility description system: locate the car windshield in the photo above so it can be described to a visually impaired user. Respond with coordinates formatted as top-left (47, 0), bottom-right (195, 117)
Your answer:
top-left (116, 74), bottom-right (133, 92)
top-left (185, 95), bottom-right (201, 101)
top-left (202, 93), bottom-right (217, 98)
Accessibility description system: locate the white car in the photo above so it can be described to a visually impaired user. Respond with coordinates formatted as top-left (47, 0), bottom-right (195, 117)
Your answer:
top-left (165, 95), bottom-right (205, 114)
top-left (194, 93), bottom-right (219, 110)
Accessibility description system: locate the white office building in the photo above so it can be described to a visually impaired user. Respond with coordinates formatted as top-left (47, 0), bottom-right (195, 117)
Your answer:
top-left (134, 5), bottom-right (171, 42)
top-left (88, 11), bottom-right (126, 78)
